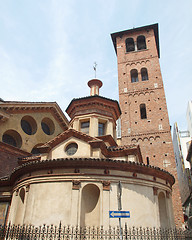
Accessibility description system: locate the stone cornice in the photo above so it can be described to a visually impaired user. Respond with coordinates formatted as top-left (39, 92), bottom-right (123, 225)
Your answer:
top-left (0, 157), bottom-right (175, 187)
top-left (37, 129), bottom-right (99, 152)
top-left (0, 101), bottom-right (69, 130)
top-left (97, 135), bottom-right (117, 146)
top-left (69, 112), bottom-right (117, 126)
top-left (0, 109), bottom-right (10, 122)
top-left (111, 23), bottom-right (160, 57)
top-left (66, 95), bottom-right (121, 121)
top-left (33, 129), bottom-right (141, 161)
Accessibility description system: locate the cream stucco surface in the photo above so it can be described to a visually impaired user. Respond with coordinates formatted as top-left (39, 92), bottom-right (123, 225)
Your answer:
top-left (70, 114), bottom-right (116, 139)
top-left (8, 169), bottom-right (174, 228)
top-left (0, 112), bottom-right (64, 152)
top-left (50, 137), bottom-right (91, 159)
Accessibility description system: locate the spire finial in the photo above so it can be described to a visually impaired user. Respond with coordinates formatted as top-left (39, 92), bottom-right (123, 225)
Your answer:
top-left (93, 62), bottom-right (97, 78)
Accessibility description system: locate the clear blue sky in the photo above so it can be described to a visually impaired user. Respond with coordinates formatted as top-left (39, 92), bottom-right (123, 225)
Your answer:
top-left (0, 0), bottom-right (192, 131)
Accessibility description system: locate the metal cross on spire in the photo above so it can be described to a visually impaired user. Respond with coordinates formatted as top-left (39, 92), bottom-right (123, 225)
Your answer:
top-left (93, 62), bottom-right (97, 78)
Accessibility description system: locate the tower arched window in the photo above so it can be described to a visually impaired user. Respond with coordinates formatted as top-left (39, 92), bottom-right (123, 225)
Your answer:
top-left (140, 104), bottom-right (147, 119)
top-left (146, 157), bottom-right (149, 165)
top-left (125, 38), bottom-right (135, 52)
top-left (141, 68), bottom-right (148, 81)
top-left (131, 69), bottom-right (138, 83)
top-left (137, 35), bottom-right (146, 50)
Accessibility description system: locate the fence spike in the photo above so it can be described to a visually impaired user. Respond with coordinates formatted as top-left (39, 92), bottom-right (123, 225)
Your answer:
top-left (1, 224), bottom-right (192, 239)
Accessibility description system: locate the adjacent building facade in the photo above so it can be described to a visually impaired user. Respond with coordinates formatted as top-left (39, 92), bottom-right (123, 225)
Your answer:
top-left (173, 123), bottom-right (191, 205)
top-left (173, 101), bottom-right (192, 227)
top-left (186, 101), bottom-right (192, 137)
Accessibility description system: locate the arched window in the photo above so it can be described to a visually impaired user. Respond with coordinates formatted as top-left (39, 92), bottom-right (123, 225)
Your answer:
top-left (137, 35), bottom-right (146, 50)
top-left (131, 69), bottom-right (138, 83)
top-left (125, 38), bottom-right (135, 52)
top-left (2, 130), bottom-right (22, 148)
top-left (140, 104), bottom-right (147, 119)
top-left (141, 68), bottom-right (148, 81)
top-left (146, 157), bottom-right (149, 165)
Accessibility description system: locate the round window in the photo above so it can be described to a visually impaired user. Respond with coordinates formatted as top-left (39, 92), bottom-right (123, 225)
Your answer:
top-left (65, 143), bottom-right (78, 156)
top-left (3, 134), bottom-right (16, 147)
top-left (21, 115), bottom-right (37, 135)
top-left (41, 118), bottom-right (55, 135)
top-left (31, 143), bottom-right (43, 154)
top-left (2, 130), bottom-right (22, 148)
top-left (41, 122), bottom-right (50, 135)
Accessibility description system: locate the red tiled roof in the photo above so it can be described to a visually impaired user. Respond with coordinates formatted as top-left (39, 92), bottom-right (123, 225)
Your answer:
top-left (38, 128), bottom-right (101, 151)
top-left (0, 157), bottom-right (175, 187)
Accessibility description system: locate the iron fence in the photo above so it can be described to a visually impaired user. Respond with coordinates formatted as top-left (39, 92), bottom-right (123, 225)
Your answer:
top-left (0, 223), bottom-right (192, 240)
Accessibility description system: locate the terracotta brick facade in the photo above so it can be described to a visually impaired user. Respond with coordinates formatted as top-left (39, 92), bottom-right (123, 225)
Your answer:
top-left (0, 142), bottom-right (30, 178)
top-left (112, 24), bottom-right (183, 227)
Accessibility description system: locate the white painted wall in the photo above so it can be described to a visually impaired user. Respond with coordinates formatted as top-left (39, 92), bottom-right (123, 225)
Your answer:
top-left (173, 123), bottom-right (190, 204)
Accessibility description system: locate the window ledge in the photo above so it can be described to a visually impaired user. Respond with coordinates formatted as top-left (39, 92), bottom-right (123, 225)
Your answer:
top-left (125, 48), bottom-right (148, 54)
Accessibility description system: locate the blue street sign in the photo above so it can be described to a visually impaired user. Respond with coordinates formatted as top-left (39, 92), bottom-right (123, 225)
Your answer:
top-left (109, 211), bottom-right (130, 218)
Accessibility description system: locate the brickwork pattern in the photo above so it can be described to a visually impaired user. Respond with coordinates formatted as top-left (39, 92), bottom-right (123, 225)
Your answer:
top-left (0, 143), bottom-right (29, 178)
top-left (115, 26), bottom-right (183, 227)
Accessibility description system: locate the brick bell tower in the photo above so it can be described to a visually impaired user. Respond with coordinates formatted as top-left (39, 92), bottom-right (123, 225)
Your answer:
top-left (111, 24), bottom-right (183, 227)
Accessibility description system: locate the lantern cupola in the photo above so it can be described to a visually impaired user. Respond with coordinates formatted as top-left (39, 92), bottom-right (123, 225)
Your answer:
top-left (66, 79), bottom-right (121, 140)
